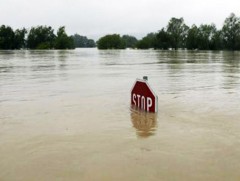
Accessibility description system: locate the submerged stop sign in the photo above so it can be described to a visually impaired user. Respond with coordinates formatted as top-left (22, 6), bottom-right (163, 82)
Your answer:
top-left (131, 79), bottom-right (158, 112)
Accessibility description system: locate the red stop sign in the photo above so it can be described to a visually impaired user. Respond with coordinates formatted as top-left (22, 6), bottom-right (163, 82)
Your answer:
top-left (131, 79), bottom-right (158, 112)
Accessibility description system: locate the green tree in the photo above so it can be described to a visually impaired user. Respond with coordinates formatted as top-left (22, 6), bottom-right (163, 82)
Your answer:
top-left (186, 25), bottom-right (199, 50)
top-left (210, 30), bottom-right (223, 50)
top-left (186, 24), bottom-right (223, 50)
top-left (122, 35), bottom-right (138, 48)
top-left (14, 28), bottom-right (27, 49)
top-left (167, 17), bottom-right (189, 49)
top-left (72, 34), bottom-right (96, 47)
top-left (86, 39), bottom-right (96, 48)
top-left (0, 25), bottom-right (15, 49)
top-left (54, 26), bottom-right (74, 49)
top-left (197, 24), bottom-right (217, 50)
top-left (222, 13), bottom-right (240, 50)
top-left (136, 33), bottom-right (156, 49)
top-left (27, 26), bottom-right (55, 49)
top-left (154, 28), bottom-right (171, 49)
top-left (97, 34), bottom-right (126, 49)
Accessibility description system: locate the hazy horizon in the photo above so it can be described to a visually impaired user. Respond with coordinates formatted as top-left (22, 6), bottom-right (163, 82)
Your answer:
top-left (1, 0), bottom-right (240, 40)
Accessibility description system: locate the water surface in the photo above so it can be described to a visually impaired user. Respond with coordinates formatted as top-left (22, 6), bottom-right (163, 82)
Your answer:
top-left (0, 49), bottom-right (240, 181)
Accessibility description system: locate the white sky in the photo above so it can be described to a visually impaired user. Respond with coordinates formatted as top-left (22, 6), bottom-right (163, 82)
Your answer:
top-left (0, 0), bottom-right (239, 40)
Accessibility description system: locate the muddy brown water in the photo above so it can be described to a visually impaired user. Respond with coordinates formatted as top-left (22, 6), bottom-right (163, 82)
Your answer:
top-left (0, 49), bottom-right (240, 181)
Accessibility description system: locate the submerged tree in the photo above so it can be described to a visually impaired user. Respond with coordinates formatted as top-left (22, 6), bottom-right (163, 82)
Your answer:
top-left (154, 28), bottom-right (171, 49)
top-left (14, 28), bottom-right (27, 49)
top-left (54, 26), bottom-right (74, 49)
top-left (0, 26), bottom-right (27, 49)
top-left (167, 17), bottom-right (189, 49)
top-left (97, 34), bottom-right (126, 49)
top-left (186, 25), bottom-right (199, 50)
top-left (122, 35), bottom-right (138, 48)
top-left (222, 13), bottom-right (240, 50)
top-left (136, 33), bottom-right (156, 49)
top-left (72, 34), bottom-right (96, 48)
top-left (210, 30), bottom-right (223, 50)
top-left (0, 25), bottom-right (15, 49)
top-left (197, 24), bottom-right (217, 50)
top-left (27, 26), bottom-right (55, 49)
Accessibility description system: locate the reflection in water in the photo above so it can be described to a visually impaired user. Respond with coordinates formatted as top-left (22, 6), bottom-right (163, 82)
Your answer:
top-left (57, 50), bottom-right (68, 71)
top-left (57, 50), bottom-right (69, 61)
top-left (98, 49), bottom-right (122, 65)
top-left (222, 51), bottom-right (240, 90)
top-left (131, 106), bottom-right (157, 138)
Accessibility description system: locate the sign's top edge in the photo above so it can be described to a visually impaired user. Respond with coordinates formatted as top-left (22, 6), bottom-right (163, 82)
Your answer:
top-left (131, 78), bottom-right (158, 98)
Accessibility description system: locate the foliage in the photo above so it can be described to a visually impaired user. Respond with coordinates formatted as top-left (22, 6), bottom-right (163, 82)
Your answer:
top-left (0, 25), bottom-right (15, 49)
top-left (1, 13), bottom-right (240, 51)
top-left (210, 30), bottom-right (223, 50)
top-left (27, 26), bottom-right (55, 49)
top-left (122, 35), bottom-right (138, 48)
top-left (222, 13), bottom-right (240, 50)
top-left (72, 34), bottom-right (96, 48)
top-left (136, 33), bottom-right (156, 49)
top-left (167, 17), bottom-right (189, 49)
top-left (14, 28), bottom-right (27, 49)
top-left (97, 34), bottom-right (126, 49)
top-left (54, 26), bottom-right (74, 49)
top-left (186, 25), bottom-right (199, 50)
top-left (154, 28), bottom-right (171, 49)
top-left (197, 24), bottom-right (217, 50)
top-left (0, 25), bottom-right (27, 49)
top-left (186, 24), bottom-right (224, 50)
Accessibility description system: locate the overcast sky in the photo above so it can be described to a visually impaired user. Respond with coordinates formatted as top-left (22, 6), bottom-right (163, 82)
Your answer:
top-left (1, 0), bottom-right (239, 40)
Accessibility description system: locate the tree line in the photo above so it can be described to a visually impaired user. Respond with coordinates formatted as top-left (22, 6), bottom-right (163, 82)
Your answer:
top-left (1, 13), bottom-right (240, 50)
top-left (97, 13), bottom-right (240, 50)
top-left (0, 25), bottom-right (96, 49)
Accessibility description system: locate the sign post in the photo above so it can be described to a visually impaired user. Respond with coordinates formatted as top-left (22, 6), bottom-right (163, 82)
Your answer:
top-left (131, 77), bottom-right (158, 113)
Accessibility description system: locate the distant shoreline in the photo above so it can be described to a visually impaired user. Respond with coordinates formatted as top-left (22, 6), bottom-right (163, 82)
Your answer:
top-left (1, 13), bottom-right (240, 51)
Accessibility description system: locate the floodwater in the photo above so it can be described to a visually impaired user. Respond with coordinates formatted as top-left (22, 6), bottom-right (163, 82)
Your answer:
top-left (0, 49), bottom-right (240, 181)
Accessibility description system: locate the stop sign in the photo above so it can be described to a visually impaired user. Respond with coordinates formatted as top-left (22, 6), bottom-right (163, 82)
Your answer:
top-left (131, 79), bottom-right (158, 112)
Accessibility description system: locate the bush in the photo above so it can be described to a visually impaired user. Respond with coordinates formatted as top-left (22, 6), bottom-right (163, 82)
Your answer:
top-left (97, 34), bottom-right (126, 49)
